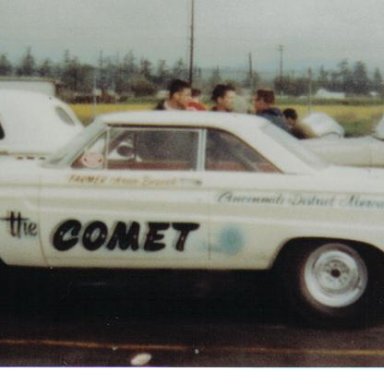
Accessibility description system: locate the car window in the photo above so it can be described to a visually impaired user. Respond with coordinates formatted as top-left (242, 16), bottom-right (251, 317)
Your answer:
top-left (261, 122), bottom-right (327, 170)
top-left (206, 129), bottom-right (280, 173)
top-left (72, 127), bottom-right (199, 171)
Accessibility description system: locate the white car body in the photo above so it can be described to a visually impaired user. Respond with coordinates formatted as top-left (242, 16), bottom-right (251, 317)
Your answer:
top-left (1, 111), bottom-right (384, 325)
top-left (300, 112), bottom-right (384, 167)
top-left (0, 90), bottom-right (83, 158)
top-left (301, 112), bottom-right (345, 138)
top-left (303, 135), bottom-right (384, 167)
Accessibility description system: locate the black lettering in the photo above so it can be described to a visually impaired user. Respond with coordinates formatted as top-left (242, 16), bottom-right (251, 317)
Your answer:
top-left (82, 221), bottom-right (108, 251)
top-left (106, 221), bottom-right (140, 251)
top-left (53, 219), bottom-right (81, 251)
top-left (172, 223), bottom-right (200, 251)
top-left (7, 211), bottom-right (27, 237)
top-left (28, 223), bottom-right (38, 236)
top-left (144, 222), bottom-right (170, 251)
top-left (1, 211), bottom-right (39, 238)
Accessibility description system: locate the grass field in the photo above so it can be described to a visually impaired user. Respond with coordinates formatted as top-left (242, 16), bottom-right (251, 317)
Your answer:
top-left (71, 102), bottom-right (384, 137)
top-left (71, 103), bottom-right (153, 125)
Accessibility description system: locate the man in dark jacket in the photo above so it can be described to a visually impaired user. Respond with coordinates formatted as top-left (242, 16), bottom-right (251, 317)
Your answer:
top-left (155, 79), bottom-right (192, 111)
top-left (254, 89), bottom-right (291, 132)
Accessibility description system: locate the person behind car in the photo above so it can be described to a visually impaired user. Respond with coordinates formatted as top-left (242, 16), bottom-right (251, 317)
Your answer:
top-left (283, 108), bottom-right (302, 138)
top-left (283, 108), bottom-right (316, 139)
top-left (155, 79), bottom-right (192, 111)
top-left (211, 84), bottom-right (236, 112)
top-left (254, 89), bottom-right (291, 132)
top-left (187, 88), bottom-right (207, 111)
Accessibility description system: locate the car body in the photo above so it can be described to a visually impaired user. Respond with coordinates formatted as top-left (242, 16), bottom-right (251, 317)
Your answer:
top-left (299, 112), bottom-right (384, 168)
top-left (303, 135), bottom-right (384, 167)
top-left (2, 111), bottom-right (384, 326)
top-left (0, 89), bottom-right (83, 158)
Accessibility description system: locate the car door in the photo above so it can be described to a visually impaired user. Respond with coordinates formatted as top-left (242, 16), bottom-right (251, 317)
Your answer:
top-left (39, 125), bottom-right (209, 269)
top-left (201, 128), bottom-right (295, 270)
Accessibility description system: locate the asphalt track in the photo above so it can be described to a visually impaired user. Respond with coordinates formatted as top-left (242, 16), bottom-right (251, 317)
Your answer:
top-left (0, 268), bottom-right (384, 367)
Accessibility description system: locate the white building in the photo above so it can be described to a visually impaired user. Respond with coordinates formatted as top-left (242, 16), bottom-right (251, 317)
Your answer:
top-left (315, 88), bottom-right (346, 100)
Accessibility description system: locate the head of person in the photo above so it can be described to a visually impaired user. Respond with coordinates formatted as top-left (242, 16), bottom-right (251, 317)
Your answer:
top-left (283, 108), bottom-right (298, 129)
top-left (254, 89), bottom-right (275, 112)
top-left (191, 88), bottom-right (202, 100)
top-left (211, 84), bottom-right (236, 112)
top-left (168, 79), bottom-right (192, 109)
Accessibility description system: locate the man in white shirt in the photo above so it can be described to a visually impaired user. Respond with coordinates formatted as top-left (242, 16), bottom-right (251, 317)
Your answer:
top-left (155, 79), bottom-right (192, 110)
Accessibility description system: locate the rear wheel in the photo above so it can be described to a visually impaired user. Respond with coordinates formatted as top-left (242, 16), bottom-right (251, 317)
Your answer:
top-left (280, 241), bottom-right (380, 327)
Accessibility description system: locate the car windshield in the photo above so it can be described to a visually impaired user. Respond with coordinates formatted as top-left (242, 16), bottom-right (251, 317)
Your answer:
top-left (44, 120), bottom-right (104, 167)
top-left (260, 122), bottom-right (328, 170)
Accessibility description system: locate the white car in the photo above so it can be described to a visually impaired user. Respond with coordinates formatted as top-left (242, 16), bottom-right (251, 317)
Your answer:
top-left (2, 111), bottom-right (384, 326)
top-left (299, 112), bottom-right (384, 167)
top-left (0, 89), bottom-right (83, 158)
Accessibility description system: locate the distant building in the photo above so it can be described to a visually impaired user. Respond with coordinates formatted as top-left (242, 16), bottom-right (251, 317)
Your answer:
top-left (0, 77), bottom-right (58, 96)
top-left (315, 88), bottom-right (346, 100)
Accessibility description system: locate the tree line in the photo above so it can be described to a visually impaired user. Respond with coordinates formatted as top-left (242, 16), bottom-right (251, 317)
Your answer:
top-left (275, 60), bottom-right (384, 97)
top-left (0, 48), bottom-right (383, 100)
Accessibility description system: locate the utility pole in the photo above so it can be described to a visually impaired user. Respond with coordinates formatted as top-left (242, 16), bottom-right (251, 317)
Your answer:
top-left (93, 68), bottom-right (97, 119)
top-left (278, 44), bottom-right (284, 95)
top-left (188, 0), bottom-right (195, 85)
top-left (248, 52), bottom-right (254, 90)
top-left (308, 67), bottom-right (313, 113)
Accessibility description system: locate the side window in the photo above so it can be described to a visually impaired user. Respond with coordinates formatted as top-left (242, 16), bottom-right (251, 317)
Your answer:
top-left (73, 127), bottom-right (199, 171)
top-left (206, 130), bottom-right (280, 173)
top-left (107, 128), bottom-right (198, 171)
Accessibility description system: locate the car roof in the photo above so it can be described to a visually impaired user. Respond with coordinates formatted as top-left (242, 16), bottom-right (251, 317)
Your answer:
top-left (96, 110), bottom-right (267, 131)
top-left (92, 111), bottom-right (321, 174)
top-left (0, 89), bottom-right (83, 155)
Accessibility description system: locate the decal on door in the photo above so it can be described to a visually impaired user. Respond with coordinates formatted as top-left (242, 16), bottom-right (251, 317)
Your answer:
top-left (0, 211), bottom-right (38, 238)
top-left (52, 219), bottom-right (200, 253)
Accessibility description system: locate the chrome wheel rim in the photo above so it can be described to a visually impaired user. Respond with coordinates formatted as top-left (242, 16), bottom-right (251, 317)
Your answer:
top-left (304, 244), bottom-right (368, 308)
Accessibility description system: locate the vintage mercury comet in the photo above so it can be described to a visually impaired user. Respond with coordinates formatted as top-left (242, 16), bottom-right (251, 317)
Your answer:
top-left (2, 111), bottom-right (384, 326)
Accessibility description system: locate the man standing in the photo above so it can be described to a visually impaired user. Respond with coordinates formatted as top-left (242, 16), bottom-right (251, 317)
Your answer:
top-left (254, 89), bottom-right (291, 132)
top-left (188, 88), bottom-right (207, 111)
top-left (211, 84), bottom-right (236, 112)
top-left (155, 79), bottom-right (192, 111)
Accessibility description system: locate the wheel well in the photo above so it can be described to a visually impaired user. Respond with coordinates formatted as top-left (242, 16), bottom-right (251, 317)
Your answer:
top-left (273, 237), bottom-right (384, 270)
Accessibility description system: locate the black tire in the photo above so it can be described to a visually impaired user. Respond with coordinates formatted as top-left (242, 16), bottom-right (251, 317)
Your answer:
top-left (280, 241), bottom-right (380, 327)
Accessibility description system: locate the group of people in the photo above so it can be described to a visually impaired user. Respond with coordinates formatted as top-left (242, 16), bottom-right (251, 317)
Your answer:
top-left (155, 79), bottom-right (304, 137)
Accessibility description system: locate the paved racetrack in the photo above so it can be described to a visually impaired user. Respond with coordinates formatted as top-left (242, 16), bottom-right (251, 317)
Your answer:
top-left (0, 268), bottom-right (383, 367)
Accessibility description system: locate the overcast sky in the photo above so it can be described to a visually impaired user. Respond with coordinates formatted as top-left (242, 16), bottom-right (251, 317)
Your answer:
top-left (1, 0), bottom-right (384, 73)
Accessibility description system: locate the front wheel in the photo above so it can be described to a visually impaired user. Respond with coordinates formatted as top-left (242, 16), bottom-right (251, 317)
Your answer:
top-left (280, 241), bottom-right (381, 327)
